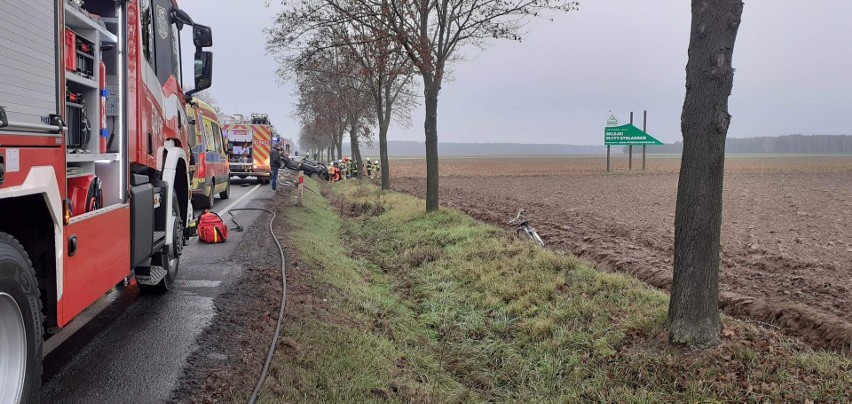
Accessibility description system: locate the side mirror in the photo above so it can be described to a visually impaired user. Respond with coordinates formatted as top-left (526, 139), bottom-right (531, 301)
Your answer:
top-left (194, 51), bottom-right (213, 91)
top-left (172, 8), bottom-right (193, 30)
top-left (193, 24), bottom-right (213, 48)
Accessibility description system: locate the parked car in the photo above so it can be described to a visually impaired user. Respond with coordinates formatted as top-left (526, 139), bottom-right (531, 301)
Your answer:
top-left (187, 99), bottom-right (230, 209)
top-left (297, 158), bottom-right (329, 180)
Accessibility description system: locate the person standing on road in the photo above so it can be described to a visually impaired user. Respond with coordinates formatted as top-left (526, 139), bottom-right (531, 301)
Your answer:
top-left (270, 144), bottom-right (283, 191)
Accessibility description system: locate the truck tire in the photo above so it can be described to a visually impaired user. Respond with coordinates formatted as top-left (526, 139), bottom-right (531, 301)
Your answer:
top-left (140, 194), bottom-right (183, 294)
top-left (219, 180), bottom-right (230, 200)
top-left (0, 232), bottom-right (42, 404)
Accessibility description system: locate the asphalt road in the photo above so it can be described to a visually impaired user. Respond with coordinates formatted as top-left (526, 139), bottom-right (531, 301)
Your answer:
top-left (42, 177), bottom-right (276, 403)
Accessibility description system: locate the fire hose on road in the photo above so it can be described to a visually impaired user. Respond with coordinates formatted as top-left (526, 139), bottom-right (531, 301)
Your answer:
top-left (227, 207), bottom-right (288, 404)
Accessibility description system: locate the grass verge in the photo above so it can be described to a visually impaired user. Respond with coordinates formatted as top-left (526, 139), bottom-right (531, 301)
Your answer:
top-left (258, 179), bottom-right (852, 402)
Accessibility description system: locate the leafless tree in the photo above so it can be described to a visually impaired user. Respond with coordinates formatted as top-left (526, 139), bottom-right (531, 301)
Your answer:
top-left (336, 24), bottom-right (416, 187)
top-left (341, 0), bottom-right (578, 210)
top-left (298, 121), bottom-right (332, 159)
top-left (295, 71), bottom-right (347, 160)
top-left (292, 47), bottom-right (375, 174)
top-left (668, 0), bottom-right (744, 348)
top-left (269, 8), bottom-right (417, 189)
top-left (269, 0), bottom-right (575, 208)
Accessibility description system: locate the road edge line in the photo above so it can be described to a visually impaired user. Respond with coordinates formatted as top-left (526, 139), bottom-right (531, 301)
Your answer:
top-left (218, 183), bottom-right (262, 216)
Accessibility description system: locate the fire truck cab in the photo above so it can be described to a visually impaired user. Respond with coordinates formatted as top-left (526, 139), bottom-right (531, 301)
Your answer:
top-left (0, 0), bottom-right (213, 401)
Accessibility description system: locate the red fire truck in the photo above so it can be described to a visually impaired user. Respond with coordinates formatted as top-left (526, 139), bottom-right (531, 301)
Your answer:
top-left (224, 113), bottom-right (274, 184)
top-left (0, 0), bottom-right (213, 401)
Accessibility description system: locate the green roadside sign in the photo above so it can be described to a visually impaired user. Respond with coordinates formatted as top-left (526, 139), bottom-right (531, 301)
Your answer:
top-left (604, 123), bottom-right (664, 146)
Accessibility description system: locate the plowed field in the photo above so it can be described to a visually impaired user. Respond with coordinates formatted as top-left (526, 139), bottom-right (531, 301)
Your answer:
top-left (391, 155), bottom-right (852, 351)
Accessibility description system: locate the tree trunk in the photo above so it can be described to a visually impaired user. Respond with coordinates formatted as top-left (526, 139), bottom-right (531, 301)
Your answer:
top-left (349, 122), bottom-right (363, 179)
top-left (423, 75), bottom-right (440, 212)
top-left (378, 119), bottom-right (391, 190)
top-left (667, 0), bottom-right (743, 348)
top-left (375, 84), bottom-right (392, 190)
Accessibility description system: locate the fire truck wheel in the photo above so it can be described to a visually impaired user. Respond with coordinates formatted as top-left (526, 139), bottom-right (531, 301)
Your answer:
top-left (141, 195), bottom-right (183, 294)
top-left (220, 180), bottom-right (231, 200)
top-left (0, 232), bottom-right (43, 403)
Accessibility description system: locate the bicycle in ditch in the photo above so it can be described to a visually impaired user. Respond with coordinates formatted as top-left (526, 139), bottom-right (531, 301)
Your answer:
top-left (508, 209), bottom-right (544, 247)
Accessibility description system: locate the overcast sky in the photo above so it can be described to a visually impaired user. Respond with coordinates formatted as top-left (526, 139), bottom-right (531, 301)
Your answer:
top-left (180, 0), bottom-right (852, 146)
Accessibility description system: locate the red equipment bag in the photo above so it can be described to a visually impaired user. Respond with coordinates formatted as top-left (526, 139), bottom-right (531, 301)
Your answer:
top-left (197, 210), bottom-right (228, 243)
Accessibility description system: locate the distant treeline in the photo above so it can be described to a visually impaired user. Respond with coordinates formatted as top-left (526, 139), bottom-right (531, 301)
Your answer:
top-left (327, 135), bottom-right (852, 158)
top-left (635, 134), bottom-right (852, 154)
top-left (343, 140), bottom-right (605, 157)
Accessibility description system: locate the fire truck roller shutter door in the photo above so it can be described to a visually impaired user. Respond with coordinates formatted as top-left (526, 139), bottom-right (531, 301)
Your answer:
top-left (0, 0), bottom-right (58, 130)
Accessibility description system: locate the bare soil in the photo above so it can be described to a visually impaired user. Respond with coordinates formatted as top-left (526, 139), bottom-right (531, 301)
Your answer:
top-left (391, 156), bottom-right (852, 351)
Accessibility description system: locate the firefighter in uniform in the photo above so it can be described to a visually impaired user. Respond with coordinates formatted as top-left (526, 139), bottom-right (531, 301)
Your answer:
top-left (330, 161), bottom-right (339, 183)
top-left (366, 158), bottom-right (372, 178)
top-left (372, 159), bottom-right (380, 179)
